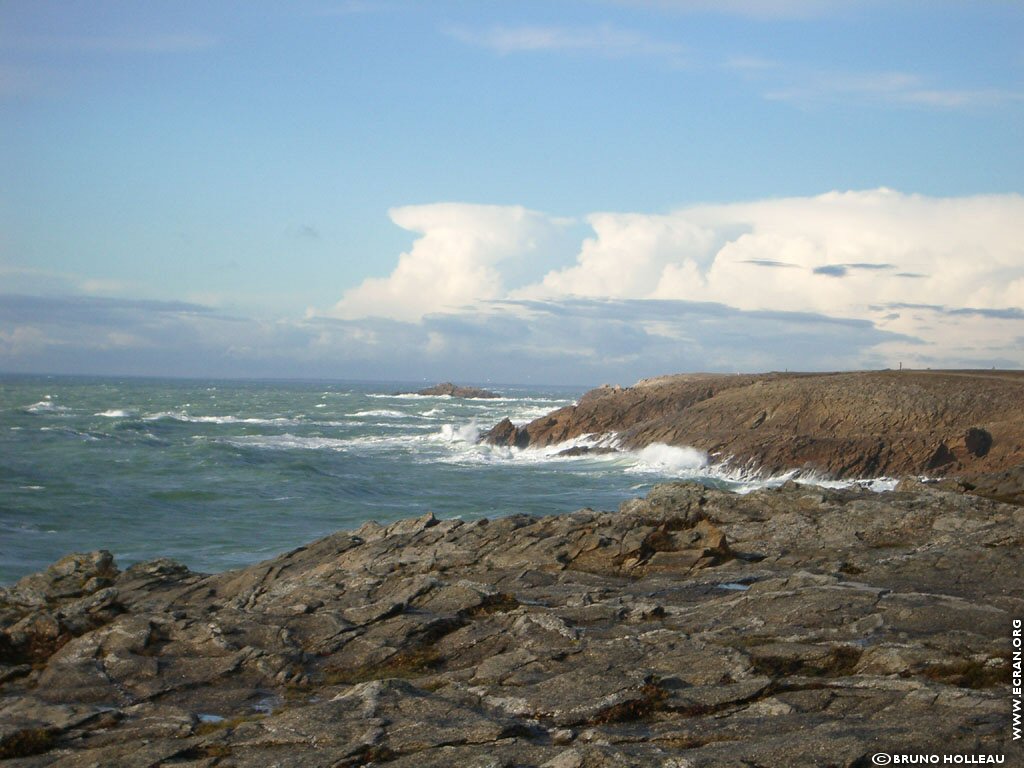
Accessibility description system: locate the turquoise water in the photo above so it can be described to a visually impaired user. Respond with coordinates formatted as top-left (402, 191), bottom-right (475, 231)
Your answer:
top-left (1, 375), bottom-right (727, 584)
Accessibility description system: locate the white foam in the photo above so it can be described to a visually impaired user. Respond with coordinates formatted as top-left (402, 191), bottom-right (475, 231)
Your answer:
top-left (95, 409), bottom-right (134, 418)
top-left (222, 434), bottom-right (351, 452)
top-left (25, 400), bottom-right (69, 414)
top-left (506, 406), bottom-right (567, 425)
top-left (351, 409), bottom-right (409, 419)
top-left (436, 422), bottom-right (483, 444)
top-left (145, 411), bottom-right (296, 426)
top-left (628, 443), bottom-right (709, 474)
top-left (366, 392), bottom-right (442, 400)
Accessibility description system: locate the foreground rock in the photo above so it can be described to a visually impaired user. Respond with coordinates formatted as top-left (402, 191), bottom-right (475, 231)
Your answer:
top-left (407, 382), bottom-right (500, 399)
top-left (483, 370), bottom-right (1024, 487)
top-left (2, 482), bottom-right (1021, 765)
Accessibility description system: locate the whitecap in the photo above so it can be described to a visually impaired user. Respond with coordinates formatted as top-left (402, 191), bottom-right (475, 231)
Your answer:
top-left (366, 392), bottom-right (441, 400)
top-left (222, 434), bottom-right (350, 452)
top-left (436, 422), bottom-right (482, 444)
top-left (628, 443), bottom-right (709, 474)
top-left (145, 411), bottom-right (297, 426)
top-left (25, 400), bottom-right (70, 414)
top-left (95, 409), bottom-right (134, 418)
top-left (350, 409), bottom-right (409, 419)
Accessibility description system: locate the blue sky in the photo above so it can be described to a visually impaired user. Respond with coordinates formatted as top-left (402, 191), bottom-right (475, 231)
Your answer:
top-left (2, 0), bottom-right (1023, 384)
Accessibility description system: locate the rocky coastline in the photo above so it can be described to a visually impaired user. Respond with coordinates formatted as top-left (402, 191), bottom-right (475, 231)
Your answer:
top-left (3, 369), bottom-right (1024, 766)
top-left (483, 369), bottom-right (1024, 490)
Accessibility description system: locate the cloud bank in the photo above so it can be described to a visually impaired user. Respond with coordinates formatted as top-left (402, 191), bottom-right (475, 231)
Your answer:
top-left (4, 190), bottom-right (1022, 383)
top-left (325, 189), bottom-right (1024, 376)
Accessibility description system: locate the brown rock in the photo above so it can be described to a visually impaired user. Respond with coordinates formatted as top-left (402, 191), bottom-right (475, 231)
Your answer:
top-left (482, 370), bottom-right (1024, 479)
top-left (408, 382), bottom-right (500, 398)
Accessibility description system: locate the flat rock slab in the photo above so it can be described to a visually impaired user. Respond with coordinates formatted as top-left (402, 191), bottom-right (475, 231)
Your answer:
top-left (2, 481), bottom-right (1022, 765)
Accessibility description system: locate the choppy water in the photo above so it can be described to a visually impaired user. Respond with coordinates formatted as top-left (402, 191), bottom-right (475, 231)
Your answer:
top-left (0, 375), bottom-right (893, 584)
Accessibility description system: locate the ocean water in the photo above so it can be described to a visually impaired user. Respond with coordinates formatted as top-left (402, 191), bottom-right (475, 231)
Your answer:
top-left (0, 375), bottom-right (892, 585)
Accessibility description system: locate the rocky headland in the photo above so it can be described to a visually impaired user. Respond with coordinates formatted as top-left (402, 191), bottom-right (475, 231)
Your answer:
top-left (483, 370), bottom-right (1024, 492)
top-left (2, 369), bottom-right (1023, 766)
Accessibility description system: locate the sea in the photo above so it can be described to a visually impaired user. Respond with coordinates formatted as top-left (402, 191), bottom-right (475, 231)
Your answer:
top-left (0, 375), bottom-right (894, 585)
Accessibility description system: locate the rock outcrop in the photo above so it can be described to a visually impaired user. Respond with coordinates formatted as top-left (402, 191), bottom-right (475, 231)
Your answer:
top-left (408, 382), bottom-right (500, 399)
top-left (3, 482), bottom-right (1021, 765)
top-left (482, 370), bottom-right (1024, 484)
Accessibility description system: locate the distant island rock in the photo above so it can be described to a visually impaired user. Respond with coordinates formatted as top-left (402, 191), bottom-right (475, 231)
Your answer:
top-left (407, 382), bottom-right (500, 398)
top-left (482, 369), bottom-right (1024, 489)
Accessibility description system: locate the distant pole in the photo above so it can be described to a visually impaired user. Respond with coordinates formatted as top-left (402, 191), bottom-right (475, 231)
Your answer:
top-left (899, 362), bottom-right (902, 371)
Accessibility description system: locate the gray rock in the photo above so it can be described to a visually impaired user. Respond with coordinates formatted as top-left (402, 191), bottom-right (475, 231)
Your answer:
top-left (2, 482), bottom-right (1022, 765)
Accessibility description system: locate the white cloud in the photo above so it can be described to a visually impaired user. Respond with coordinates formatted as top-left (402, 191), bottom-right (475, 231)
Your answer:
top-left (446, 24), bottom-right (685, 64)
top-left (762, 70), bottom-right (1024, 109)
top-left (324, 190), bottom-right (1024, 370)
top-left (604, 0), bottom-right (872, 19)
top-left (5, 191), bottom-right (1022, 380)
top-left (328, 203), bottom-right (574, 322)
top-left (519, 212), bottom-right (720, 298)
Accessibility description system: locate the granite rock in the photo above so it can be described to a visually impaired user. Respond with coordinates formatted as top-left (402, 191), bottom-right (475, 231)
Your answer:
top-left (2, 481), bottom-right (1021, 765)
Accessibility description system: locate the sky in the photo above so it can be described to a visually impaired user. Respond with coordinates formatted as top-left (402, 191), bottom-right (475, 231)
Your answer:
top-left (1, 0), bottom-right (1023, 385)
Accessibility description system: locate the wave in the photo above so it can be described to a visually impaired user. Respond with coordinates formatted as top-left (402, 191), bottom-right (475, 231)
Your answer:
top-left (628, 443), bottom-right (708, 473)
top-left (25, 399), bottom-right (70, 414)
top-left (39, 426), bottom-right (100, 441)
top-left (222, 434), bottom-right (351, 452)
top-left (350, 409), bottom-right (410, 419)
top-left (214, 418), bottom-right (899, 497)
top-left (619, 447), bottom-right (900, 495)
top-left (425, 432), bottom-right (900, 494)
top-left (436, 422), bottom-right (483, 444)
top-left (366, 392), bottom-right (442, 400)
top-left (95, 409), bottom-right (135, 418)
top-left (145, 411), bottom-right (298, 426)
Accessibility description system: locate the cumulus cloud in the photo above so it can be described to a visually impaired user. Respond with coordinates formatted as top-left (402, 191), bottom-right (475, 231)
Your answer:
top-left (328, 203), bottom-right (574, 322)
top-left (324, 189), bottom-right (1024, 372)
top-left (524, 189), bottom-right (1023, 311)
